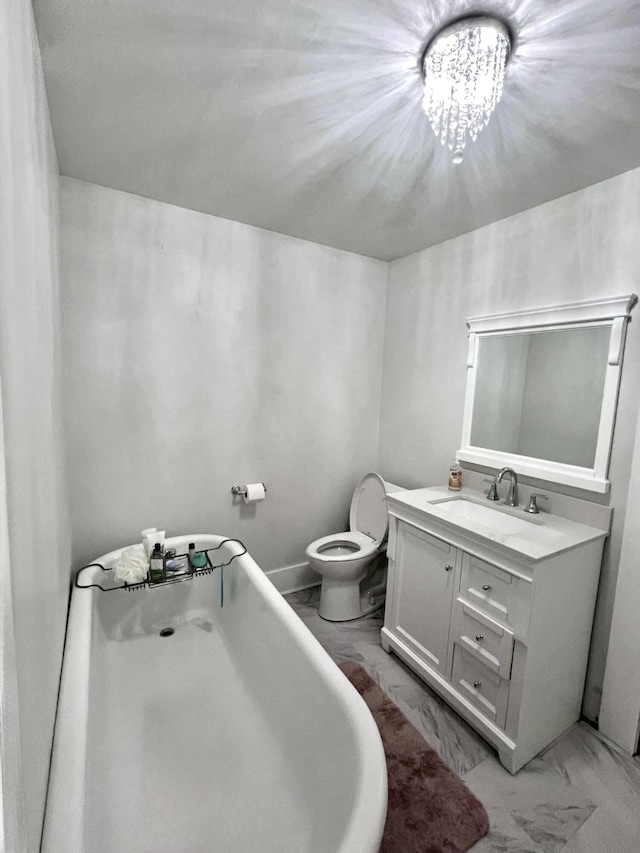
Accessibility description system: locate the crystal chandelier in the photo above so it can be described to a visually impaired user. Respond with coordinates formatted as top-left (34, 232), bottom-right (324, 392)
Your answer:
top-left (422, 17), bottom-right (511, 164)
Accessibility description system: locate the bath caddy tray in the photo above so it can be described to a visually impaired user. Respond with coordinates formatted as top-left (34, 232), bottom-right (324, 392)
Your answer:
top-left (74, 538), bottom-right (248, 609)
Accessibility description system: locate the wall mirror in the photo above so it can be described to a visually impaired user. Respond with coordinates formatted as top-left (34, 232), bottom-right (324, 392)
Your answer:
top-left (458, 295), bottom-right (637, 493)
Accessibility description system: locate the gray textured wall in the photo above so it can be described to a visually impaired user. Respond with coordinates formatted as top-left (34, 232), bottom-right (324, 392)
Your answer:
top-left (379, 167), bottom-right (640, 721)
top-left (61, 178), bottom-right (388, 572)
top-left (0, 0), bottom-right (71, 848)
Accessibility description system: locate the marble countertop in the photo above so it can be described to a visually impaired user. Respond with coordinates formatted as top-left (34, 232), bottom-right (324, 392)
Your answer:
top-left (386, 486), bottom-right (609, 562)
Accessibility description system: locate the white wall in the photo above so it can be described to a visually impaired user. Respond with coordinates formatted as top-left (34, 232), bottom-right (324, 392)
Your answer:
top-left (0, 1), bottom-right (71, 849)
top-left (61, 178), bottom-right (388, 572)
top-left (600, 409), bottom-right (640, 752)
top-left (379, 167), bottom-right (640, 721)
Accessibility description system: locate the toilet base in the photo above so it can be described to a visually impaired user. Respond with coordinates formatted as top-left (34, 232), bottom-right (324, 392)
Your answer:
top-left (318, 577), bottom-right (364, 622)
top-left (318, 596), bottom-right (385, 623)
top-left (318, 566), bottom-right (386, 622)
top-left (313, 553), bottom-right (387, 622)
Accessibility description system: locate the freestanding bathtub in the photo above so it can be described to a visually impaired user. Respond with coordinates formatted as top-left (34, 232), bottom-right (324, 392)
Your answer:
top-left (43, 534), bottom-right (387, 853)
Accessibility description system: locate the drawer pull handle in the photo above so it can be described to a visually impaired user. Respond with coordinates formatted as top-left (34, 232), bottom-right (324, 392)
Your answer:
top-left (445, 564), bottom-right (453, 572)
top-left (475, 634), bottom-right (484, 642)
top-left (473, 680), bottom-right (482, 689)
top-left (482, 584), bottom-right (492, 591)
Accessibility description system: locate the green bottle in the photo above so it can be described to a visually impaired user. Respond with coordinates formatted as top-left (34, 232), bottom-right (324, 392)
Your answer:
top-left (149, 542), bottom-right (166, 583)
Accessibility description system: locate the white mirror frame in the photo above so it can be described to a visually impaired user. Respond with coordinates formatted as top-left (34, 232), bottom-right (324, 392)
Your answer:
top-left (458, 294), bottom-right (638, 493)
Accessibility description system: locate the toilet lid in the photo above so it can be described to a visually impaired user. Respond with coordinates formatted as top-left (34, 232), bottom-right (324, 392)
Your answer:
top-left (349, 472), bottom-right (388, 542)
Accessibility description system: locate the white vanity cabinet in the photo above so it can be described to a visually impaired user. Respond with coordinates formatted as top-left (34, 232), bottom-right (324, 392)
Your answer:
top-left (381, 488), bottom-right (608, 773)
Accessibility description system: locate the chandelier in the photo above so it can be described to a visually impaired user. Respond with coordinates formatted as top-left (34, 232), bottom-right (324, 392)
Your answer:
top-left (421, 17), bottom-right (511, 164)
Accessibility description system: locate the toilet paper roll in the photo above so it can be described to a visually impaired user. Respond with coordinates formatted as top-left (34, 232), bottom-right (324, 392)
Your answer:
top-left (243, 483), bottom-right (266, 504)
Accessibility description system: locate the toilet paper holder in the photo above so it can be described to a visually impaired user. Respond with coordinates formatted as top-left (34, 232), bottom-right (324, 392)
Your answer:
top-left (231, 483), bottom-right (267, 498)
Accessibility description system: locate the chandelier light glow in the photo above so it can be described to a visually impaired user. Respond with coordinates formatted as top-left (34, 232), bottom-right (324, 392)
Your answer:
top-left (422, 17), bottom-right (511, 164)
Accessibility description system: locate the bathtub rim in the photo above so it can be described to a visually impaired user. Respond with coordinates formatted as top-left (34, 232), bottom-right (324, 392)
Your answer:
top-left (43, 534), bottom-right (387, 853)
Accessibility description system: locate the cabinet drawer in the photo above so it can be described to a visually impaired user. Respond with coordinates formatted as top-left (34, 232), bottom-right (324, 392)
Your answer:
top-left (461, 554), bottom-right (514, 625)
top-left (452, 598), bottom-right (514, 679)
top-left (452, 645), bottom-right (509, 728)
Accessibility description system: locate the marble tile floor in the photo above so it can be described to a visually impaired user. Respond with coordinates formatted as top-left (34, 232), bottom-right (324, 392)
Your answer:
top-left (285, 587), bottom-right (640, 853)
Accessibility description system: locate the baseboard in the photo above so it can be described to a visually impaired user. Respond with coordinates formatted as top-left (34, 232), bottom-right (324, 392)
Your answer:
top-left (266, 561), bottom-right (321, 596)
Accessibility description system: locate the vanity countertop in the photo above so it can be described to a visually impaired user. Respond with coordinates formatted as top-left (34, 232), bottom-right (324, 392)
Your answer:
top-left (386, 486), bottom-right (609, 563)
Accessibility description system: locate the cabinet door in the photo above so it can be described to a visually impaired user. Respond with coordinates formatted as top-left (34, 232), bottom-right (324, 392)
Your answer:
top-left (390, 522), bottom-right (457, 674)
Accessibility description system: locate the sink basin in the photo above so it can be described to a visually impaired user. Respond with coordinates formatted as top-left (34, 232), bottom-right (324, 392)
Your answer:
top-left (431, 498), bottom-right (539, 535)
top-left (386, 486), bottom-right (607, 563)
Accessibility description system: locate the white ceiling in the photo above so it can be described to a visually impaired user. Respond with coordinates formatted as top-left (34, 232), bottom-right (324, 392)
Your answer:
top-left (34, 0), bottom-right (640, 261)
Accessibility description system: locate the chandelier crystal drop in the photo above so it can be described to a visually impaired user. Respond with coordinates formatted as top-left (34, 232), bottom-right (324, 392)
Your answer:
top-left (422, 17), bottom-right (510, 164)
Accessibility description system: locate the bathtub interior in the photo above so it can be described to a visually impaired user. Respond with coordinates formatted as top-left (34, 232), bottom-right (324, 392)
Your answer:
top-left (45, 535), bottom-right (386, 853)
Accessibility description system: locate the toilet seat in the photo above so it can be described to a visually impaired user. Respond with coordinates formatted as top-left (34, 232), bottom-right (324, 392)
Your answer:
top-left (306, 531), bottom-right (378, 563)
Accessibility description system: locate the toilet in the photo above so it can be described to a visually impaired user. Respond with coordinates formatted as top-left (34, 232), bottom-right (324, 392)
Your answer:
top-left (305, 472), bottom-right (398, 622)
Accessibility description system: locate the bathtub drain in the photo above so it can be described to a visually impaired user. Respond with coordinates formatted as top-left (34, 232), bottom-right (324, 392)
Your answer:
top-left (159, 627), bottom-right (175, 638)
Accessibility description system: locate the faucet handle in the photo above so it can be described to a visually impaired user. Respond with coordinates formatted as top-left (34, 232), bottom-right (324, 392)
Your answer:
top-left (483, 478), bottom-right (500, 501)
top-left (524, 493), bottom-right (548, 514)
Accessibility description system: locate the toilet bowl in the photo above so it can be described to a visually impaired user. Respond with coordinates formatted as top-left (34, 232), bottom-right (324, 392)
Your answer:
top-left (305, 473), bottom-right (397, 622)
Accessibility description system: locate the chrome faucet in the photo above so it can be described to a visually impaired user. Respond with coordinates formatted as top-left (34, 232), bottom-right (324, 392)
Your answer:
top-left (524, 493), bottom-right (548, 514)
top-left (496, 467), bottom-right (518, 507)
top-left (483, 477), bottom-right (500, 501)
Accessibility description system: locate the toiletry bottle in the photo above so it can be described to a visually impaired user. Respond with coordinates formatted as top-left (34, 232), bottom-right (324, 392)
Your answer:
top-left (448, 461), bottom-right (462, 491)
top-left (141, 527), bottom-right (157, 558)
top-left (188, 542), bottom-right (208, 570)
top-left (149, 542), bottom-right (166, 583)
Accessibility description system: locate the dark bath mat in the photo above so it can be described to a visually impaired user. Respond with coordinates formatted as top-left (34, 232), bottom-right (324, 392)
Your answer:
top-left (339, 661), bottom-right (489, 853)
